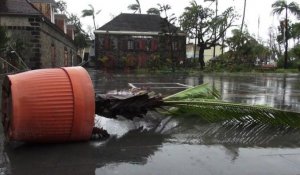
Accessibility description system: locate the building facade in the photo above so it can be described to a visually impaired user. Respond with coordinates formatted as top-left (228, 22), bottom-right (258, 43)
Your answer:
top-left (186, 43), bottom-right (222, 63)
top-left (0, 0), bottom-right (76, 70)
top-left (94, 13), bottom-right (186, 69)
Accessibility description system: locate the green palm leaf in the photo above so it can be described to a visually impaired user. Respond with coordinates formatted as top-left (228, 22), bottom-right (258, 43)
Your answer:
top-left (163, 83), bottom-right (220, 101)
top-left (162, 84), bottom-right (300, 128)
top-left (82, 10), bottom-right (93, 17)
top-left (164, 100), bottom-right (300, 127)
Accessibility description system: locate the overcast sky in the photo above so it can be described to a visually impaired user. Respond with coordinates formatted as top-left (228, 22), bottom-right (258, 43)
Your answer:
top-left (63, 0), bottom-right (299, 42)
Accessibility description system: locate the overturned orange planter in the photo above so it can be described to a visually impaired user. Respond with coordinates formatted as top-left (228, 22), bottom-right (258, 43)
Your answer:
top-left (2, 67), bottom-right (95, 143)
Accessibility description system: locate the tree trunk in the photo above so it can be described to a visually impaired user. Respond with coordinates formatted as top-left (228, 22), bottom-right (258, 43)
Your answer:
top-left (168, 36), bottom-right (175, 73)
top-left (284, 7), bottom-right (288, 69)
top-left (93, 15), bottom-right (96, 30)
top-left (241, 0), bottom-right (247, 32)
top-left (194, 30), bottom-right (197, 59)
top-left (198, 45), bottom-right (205, 70)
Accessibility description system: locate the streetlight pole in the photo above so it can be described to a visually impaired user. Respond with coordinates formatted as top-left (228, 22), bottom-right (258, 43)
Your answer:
top-left (213, 0), bottom-right (218, 58)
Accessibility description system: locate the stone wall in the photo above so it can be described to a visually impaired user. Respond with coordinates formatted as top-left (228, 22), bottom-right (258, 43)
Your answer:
top-left (0, 15), bottom-right (76, 69)
top-left (39, 19), bottom-right (76, 68)
top-left (0, 16), bottom-right (39, 68)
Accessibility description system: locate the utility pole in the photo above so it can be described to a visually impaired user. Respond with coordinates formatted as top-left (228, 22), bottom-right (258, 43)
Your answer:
top-left (213, 0), bottom-right (218, 58)
top-left (204, 0), bottom-right (217, 57)
top-left (257, 16), bottom-right (260, 40)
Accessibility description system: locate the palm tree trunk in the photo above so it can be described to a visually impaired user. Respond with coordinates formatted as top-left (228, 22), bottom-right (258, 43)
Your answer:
top-left (136, 0), bottom-right (141, 14)
top-left (93, 15), bottom-right (96, 30)
top-left (240, 0), bottom-right (247, 32)
top-left (284, 6), bottom-right (288, 69)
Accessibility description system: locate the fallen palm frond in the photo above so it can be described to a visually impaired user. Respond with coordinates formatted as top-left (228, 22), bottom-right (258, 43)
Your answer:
top-left (163, 100), bottom-right (300, 128)
top-left (163, 83), bottom-right (221, 101)
top-left (162, 84), bottom-right (300, 128)
top-left (96, 84), bottom-right (300, 128)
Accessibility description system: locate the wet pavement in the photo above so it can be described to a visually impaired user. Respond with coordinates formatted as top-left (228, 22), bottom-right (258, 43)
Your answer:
top-left (1, 70), bottom-right (300, 175)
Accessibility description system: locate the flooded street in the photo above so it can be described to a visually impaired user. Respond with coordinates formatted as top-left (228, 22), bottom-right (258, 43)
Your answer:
top-left (1, 70), bottom-right (300, 175)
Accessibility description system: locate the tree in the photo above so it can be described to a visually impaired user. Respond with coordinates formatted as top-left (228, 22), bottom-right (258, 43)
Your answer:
top-left (67, 13), bottom-right (83, 32)
top-left (147, 8), bottom-right (160, 15)
top-left (290, 44), bottom-right (300, 60)
top-left (82, 4), bottom-right (101, 30)
top-left (180, 2), bottom-right (237, 69)
top-left (128, 0), bottom-right (141, 14)
top-left (67, 14), bottom-right (89, 49)
top-left (268, 26), bottom-right (282, 61)
top-left (290, 44), bottom-right (300, 70)
top-left (272, 0), bottom-right (300, 69)
top-left (158, 4), bottom-right (178, 72)
top-left (226, 29), bottom-right (269, 65)
top-left (0, 27), bottom-right (8, 51)
top-left (291, 22), bottom-right (300, 45)
top-left (55, 0), bottom-right (67, 14)
top-left (74, 32), bottom-right (89, 50)
top-left (179, 1), bottom-right (200, 59)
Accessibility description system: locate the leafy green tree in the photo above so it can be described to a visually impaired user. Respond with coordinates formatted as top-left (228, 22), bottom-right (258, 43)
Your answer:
top-left (290, 44), bottom-right (300, 70)
top-left (53, 1), bottom-right (89, 50)
top-left (74, 33), bottom-right (89, 50)
top-left (82, 4), bottom-right (101, 30)
top-left (127, 0), bottom-right (160, 15)
top-left (67, 14), bottom-right (89, 49)
top-left (276, 20), bottom-right (293, 61)
top-left (147, 8), bottom-right (160, 15)
top-left (290, 44), bottom-right (300, 60)
top-left (226, 29), bottom-right (270, 66)
top-left (158, 4), bottom-right (178, 72)
top-left (0, 27), bottom-right (8, 52)
top-left (179, 1), bottom-right (199, 60)
top-left (272, 0), bottom-right (300, 69)
top-left (291, 22), bottom-right (300, 45)
top-left (180, 1), bottom-right (237, 69)
top-left (128, 0), bottom-right (141, 14)
top-left (67, 13), bottom-right (83, 32)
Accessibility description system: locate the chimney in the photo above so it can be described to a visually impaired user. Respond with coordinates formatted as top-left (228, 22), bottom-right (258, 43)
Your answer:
top-left (30, 1), bottom-right (56, 23)
top-left (66, 25), bottom-right (75, 40)
top-left (54, 14), bottom-right (67, 33)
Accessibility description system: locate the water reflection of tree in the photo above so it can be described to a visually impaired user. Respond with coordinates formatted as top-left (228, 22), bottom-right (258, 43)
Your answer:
top-left (4, 130), bottom-right (166, 175)
top-left (168, 118), bottom-right (300, 161)
top-left (281, 74), bottom-right (287, 108)
top-left (207, 73), bottom-right (300, 112)
top-left (170, 118), bottom-right (300, 148)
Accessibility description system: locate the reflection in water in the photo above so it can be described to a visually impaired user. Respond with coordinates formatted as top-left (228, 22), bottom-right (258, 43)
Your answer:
top-left (168, 118), bottom-right (300, 148)
top-left (210, 74), bottom-right (300, 112)
top-left (4, 130), bottom-right (166, 175)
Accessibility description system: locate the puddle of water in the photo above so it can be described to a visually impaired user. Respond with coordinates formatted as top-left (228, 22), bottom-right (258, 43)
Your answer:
top-left (1, 70), bottom-right (300, 175)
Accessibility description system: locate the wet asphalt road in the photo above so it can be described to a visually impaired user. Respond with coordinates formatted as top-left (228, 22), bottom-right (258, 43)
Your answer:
top-left (1, 70), bottom-right (300, 175)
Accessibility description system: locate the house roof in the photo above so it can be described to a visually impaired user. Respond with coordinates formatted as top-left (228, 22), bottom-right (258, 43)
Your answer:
top-left (0, 0), bottom-right (74, 43)
top-left (0, 0), bottom-right (41, 15)
top-left (29, 0), bottom-right (56, 3)
top-left (54, 13), bottom-right (68, 19)
top-left (97, 13), bottom-right (179, 33)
